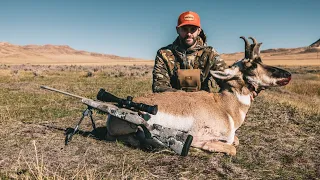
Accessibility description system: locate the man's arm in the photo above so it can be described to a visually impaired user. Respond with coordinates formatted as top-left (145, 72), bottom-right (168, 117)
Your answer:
top-left (201, 48), bottom-right (228, 92)
top-left (209, 53), bottom-right (228, 92)
top-left (152, 51), bottom-right (178, 93)
top-left (211, 54), bottom-right (227, 71)
top-left (201, 47), bottom-right (227, 80)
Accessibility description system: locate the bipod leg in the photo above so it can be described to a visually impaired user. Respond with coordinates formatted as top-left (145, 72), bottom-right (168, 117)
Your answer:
top-left (65, 107), bottom-right (93, 145)
top-left (88, 107), bottom-right (96, 132)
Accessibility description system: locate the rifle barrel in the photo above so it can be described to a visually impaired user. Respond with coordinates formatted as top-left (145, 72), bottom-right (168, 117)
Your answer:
top-left (40, 85), bottom-right (87, 99)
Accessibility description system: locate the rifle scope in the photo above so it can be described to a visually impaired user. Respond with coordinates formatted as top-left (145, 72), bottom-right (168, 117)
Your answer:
top-left (97, 89), bottom-right (158, 115)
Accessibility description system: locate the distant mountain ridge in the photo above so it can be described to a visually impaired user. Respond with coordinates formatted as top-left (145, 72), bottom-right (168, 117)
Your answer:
top-left (0, 42), bottom-right (133, 60)
top-left (222, 46), bottom-right (319, 58)
top-left (220, 38), bottom-right (320, 62)
top-left (1, 39), bottom-right (319, 63)
top-left (259, 38), bottom-right (320, 54)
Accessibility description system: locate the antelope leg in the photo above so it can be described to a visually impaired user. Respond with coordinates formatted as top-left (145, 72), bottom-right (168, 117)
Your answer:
top-left (192, 140), bottom-right (236, 156)
top-left (233, 135), bottom-right (239, 146)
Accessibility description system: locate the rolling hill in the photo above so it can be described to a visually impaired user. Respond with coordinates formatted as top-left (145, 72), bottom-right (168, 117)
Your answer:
top-left (0, 40), bottom-right (319, 66)
top-left (0, 42), bottom-right (150, 65)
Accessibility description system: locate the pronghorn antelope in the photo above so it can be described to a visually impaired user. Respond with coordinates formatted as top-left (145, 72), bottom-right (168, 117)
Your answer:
top-left (107, 36), bottom-right (291, 155)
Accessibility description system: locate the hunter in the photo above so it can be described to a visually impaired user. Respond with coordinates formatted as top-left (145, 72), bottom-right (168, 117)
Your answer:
top-left (153, 11), bottom-right (227, 93)
top-left (103, 11), bottom-right (228, 142)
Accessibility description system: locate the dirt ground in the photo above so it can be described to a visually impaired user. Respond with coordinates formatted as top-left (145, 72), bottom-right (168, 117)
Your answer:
top-left (0, 64), bottom-right (319, 179)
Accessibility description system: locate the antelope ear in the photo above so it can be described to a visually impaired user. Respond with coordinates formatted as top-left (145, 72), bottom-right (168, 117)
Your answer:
top-left (209, 68), bottom-right (238, 80)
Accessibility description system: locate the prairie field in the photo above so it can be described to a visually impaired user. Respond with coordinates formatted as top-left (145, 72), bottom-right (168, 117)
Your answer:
top-left (0, 64), bottom-right (319, 179)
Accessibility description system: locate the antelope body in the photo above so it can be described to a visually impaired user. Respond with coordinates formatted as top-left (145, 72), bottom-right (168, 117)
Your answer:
top-left (108, 37), bottom-right (291, 155)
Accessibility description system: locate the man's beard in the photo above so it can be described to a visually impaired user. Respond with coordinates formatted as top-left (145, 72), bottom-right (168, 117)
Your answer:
top-left (180, 36), bottom-right (197, 48)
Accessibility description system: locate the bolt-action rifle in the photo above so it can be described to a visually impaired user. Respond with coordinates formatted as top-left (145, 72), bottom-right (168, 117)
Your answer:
top-left (40, 86), bottom-right (193, 156)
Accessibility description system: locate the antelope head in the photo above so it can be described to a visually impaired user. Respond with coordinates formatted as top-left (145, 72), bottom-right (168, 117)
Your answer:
top-left (209, 36), bottom-right (292, 98)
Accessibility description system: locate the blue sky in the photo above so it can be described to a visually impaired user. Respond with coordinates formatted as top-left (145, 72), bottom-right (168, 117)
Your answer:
top-left (0, 0), bottom-right (319, 60)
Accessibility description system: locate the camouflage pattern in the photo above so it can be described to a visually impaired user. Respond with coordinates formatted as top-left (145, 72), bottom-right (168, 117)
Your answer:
top-left (152, 36), bottom-right (227, 93)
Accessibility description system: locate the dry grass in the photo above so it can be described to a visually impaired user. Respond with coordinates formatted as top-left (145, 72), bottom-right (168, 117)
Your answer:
top-left (0, 64), bottom-right (319, 179)
top-left (260, 66), bottom-right (320, 115)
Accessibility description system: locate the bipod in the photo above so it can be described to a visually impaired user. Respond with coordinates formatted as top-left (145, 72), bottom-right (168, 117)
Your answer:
top-left (65, 106), bottom-right (97, 145)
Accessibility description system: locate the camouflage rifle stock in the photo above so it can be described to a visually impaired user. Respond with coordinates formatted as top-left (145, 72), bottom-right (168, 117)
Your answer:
top-left (40, 86), bottom-right (193, 156)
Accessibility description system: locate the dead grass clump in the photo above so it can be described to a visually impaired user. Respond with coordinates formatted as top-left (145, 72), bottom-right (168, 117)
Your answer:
top-left (144, 70), bottom-right (150, 74)
top-left (93, 67), bottom-right (99, 72)
top-left (130, 72), bottom-right (136, 77)
top-left (11, 69), bottom-right (19, 76)
top-left (0, 64), bottom-right (10, 70)
top-left (102, 72), bottom-right (111, 77)
top-left (32, 70), bottom-right (43, 77)
top-left (84, 71), bottom-right (94, 77)
top-left (115, 71), bottom-right (127, 77)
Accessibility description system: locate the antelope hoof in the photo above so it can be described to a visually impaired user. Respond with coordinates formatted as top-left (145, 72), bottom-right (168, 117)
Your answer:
top-left (233, 135), bottom-right (239, 146)
top-left (202, 141), bottom-right (237, 156)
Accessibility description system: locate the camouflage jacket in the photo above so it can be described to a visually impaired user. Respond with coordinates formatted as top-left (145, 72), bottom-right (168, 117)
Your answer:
top-left (152, 36), bottom-right (227, 93)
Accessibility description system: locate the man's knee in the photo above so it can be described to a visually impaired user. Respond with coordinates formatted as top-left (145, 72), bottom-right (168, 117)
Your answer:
top-left (106, 115), bottom-right (138, 136)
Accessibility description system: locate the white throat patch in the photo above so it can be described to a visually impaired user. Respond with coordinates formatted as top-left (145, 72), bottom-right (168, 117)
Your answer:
top-left (235, 92), bottom-right (251, 106)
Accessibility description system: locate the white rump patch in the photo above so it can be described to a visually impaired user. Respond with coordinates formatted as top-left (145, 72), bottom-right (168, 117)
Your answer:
top-left (148, 111), bottom-right (194, 132)
top-left (235, 92), bottom-right (251, 106)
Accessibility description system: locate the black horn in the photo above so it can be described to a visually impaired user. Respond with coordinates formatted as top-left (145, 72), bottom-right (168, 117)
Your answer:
top-left (248, 37), bottom-right (257, 44)
top-left (240, 36), bottom-right (250, 59)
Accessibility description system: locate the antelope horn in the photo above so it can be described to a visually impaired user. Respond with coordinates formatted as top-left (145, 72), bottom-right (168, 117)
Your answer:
top-left (240, 36), bottom-right (250, 59)
top-left (248, 37), bottom-right (257, 44)
top-left (253, 42), bottom-right (263, 58)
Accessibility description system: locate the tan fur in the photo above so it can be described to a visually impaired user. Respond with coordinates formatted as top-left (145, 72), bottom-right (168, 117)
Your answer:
top-left (135, 89), bottom-right (251, 153)
top-left (192, 140), bottom-right (237, 156)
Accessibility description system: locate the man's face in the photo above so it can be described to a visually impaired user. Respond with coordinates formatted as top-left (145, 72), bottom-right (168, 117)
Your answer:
top-left (176, 25), bottom-right (201, 48)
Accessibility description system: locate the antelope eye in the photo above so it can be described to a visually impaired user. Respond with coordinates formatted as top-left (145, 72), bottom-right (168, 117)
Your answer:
top-left (251, 63), bottom-right (257, 69)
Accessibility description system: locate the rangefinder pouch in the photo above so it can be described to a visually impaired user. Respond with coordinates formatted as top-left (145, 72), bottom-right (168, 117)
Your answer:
top-left (177, 69), bottom-right (201, 92)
